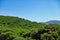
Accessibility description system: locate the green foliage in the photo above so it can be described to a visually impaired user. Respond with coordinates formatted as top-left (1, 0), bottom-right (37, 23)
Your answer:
top-left (0, 15), bottom-right (60, 40)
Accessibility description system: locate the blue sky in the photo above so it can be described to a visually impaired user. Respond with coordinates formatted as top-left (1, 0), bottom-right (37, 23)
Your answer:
top-left (0, 0), bottom-right (60, 22)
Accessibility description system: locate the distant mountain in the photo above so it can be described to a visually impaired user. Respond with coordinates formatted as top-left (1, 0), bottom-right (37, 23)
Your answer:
top-left (44, 20), bottom-right (60, 24)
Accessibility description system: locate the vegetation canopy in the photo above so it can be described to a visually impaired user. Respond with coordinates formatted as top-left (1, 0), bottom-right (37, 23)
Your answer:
top-left (0, 15), bottom-right (60, 40)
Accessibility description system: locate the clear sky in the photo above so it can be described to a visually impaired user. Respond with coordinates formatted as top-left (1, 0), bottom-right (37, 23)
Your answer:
top-left (0, 0), bottom-right (60, 22)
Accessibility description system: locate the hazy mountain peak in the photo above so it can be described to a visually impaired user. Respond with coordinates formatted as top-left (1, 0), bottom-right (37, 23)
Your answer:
top-left (45, 20), bottom-right (60, 24)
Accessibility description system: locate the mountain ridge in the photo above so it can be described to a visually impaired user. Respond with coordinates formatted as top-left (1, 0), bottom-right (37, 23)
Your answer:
top-left (44, 20), bottom-right (60, 24)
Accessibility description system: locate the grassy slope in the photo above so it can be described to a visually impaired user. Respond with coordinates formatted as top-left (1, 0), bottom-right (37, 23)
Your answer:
top-left (0, 15), bottom-right (60, 40)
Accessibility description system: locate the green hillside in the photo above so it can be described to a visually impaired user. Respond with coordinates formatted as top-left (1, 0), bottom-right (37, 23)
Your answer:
top-left (0, 15), bottom-right (60, 40)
